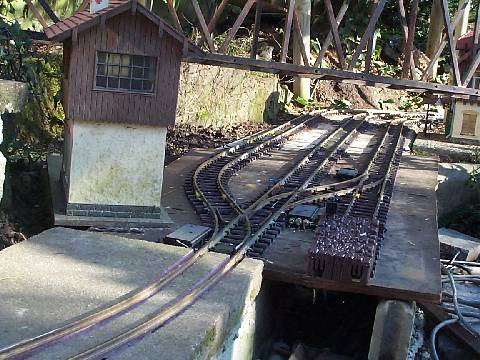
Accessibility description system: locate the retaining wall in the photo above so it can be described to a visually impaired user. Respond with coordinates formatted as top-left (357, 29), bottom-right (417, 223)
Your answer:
top-left (176, 62), bottom-right (284, 128)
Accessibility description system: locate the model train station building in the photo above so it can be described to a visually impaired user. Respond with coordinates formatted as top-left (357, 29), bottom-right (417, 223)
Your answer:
top-left (451, 31), bottom-right (480, 142)
top-left (44, 0), bottom-right (200, 221)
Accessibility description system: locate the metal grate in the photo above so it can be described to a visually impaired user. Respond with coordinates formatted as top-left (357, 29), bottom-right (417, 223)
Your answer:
top-left (95, 51), bottom-right (156, 93)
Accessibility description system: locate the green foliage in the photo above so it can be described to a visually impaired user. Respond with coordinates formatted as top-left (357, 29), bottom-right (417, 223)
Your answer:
top-left (399, 95), bottom-right (423, 111)
top-left (293, 95), bottom-right (309, 107)
top-left (331, 98), bottom-right (351, 109)
top-left (1, 6), bottom-right (64, 161)
top-left (442, 204), bottom-right (480, 238)
top-left (378, 98), bottom-right (395, 110)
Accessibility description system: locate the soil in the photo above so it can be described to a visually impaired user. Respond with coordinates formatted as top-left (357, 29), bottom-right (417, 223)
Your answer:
top-left (165, 119), bottom-right (281, 164)
top-left (313, 80), bottom-right (410, 110)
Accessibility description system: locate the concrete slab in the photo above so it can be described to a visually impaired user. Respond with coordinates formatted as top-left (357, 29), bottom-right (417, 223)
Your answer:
top-left (0, 228), bottom-right (263, 359)
top-left (437, 162), bottom-right (479, 218)
top-left (48, 154), bottom-right (172, 228)
top-left (439, 227), bottom-right (480, 261)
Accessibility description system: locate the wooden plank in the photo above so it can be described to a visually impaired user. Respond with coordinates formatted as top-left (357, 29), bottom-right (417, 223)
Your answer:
top-left (421, 304), bottom-right (480, 355)
top-left (190, 0), bottom-right (215, 52)
top-left (280, 0), bottom-right (295, 63)
top-left (473, 1), bottom-right (480, 59)
top-left (323, 0), bottom-right (345, 69)
top-left (401, 0), bottom-right (419, 79)
top-left (348, 0), bottom-right (387, 71)
top-left (207, 0), bottom-right (230, 33)
top-left (462, 50), bottom-right (480, 87)
top-left (364, 0), bottom-right (378, 73)
top-left (218, 0), bottom-right (256, 54)
top-left (25, 0), bottom-right (48, 28)
top-left (314, 0), bottom-right (350, 68)
top-left (166, 0), bottom-right (182, 31)
top-left (184, 52), bottom-right (480, 103)
top-left (292, 10), bottom-right (309, 66)
top-left (397, 0), bottom-right (416, 79)
top-left (37, 0), bottom-right (59, 23)
top-left (439, 0), bottom-right (461, 86)
top-left (421, 1), bottom-right (469, 81)
top-left (250, 0), bottom-right (263, 59)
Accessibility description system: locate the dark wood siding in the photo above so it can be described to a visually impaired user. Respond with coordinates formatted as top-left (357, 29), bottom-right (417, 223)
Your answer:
top-left (67, 12), bottom-right (182, 126)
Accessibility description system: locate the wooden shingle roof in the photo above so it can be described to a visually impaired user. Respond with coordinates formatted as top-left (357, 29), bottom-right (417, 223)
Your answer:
top-left (44, 0), bottom-right (202, 54)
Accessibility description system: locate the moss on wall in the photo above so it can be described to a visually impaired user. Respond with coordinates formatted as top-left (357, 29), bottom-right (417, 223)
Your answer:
top-left (176, 63), bottom-right (279, 128)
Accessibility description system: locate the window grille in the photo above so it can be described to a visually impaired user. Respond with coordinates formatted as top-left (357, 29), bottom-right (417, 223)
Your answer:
top-left (95, 52), bottom-right (156, 93)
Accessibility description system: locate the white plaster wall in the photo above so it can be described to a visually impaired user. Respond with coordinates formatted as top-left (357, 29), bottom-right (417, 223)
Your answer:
top-left (68, 121), bottom-right (166, 207)
top-left (451, 101), bottom-right (480, 141)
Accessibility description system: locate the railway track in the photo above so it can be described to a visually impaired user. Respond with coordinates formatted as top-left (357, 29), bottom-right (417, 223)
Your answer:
top-left (0, 110), bottom-right (340, 359)
top-left (308, 122), bottom-right (406, 282)
top-left (0, 111), bottom-right (414, 360)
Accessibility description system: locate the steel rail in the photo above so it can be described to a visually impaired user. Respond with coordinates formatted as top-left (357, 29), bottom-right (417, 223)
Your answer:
top-left (288, 121), bottom-right (395, 208)
top-left (66, 114), bottom-right (372, 360)
top-left (206, 113), bottom-right (367, 248)
top-left (0, 114), bottom-right (317, 360)
top-left (3, 110), bottom-right (388, 359)
top-left (1, 111), bottom-right (355, 359)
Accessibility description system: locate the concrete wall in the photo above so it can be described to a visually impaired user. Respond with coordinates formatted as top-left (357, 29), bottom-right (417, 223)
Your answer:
top-left (68, 121), bottom-right (166, 207)
top-left (451, 101), bottom-right (480, 141)
top-left (437, 162), bottom-right (479, 218)
top-left (176, 63), bottom-right (282, 128)
top-left (0, 80), bottom-right (28, 204)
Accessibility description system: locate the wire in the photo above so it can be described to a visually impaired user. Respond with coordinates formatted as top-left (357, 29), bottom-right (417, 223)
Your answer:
top-left (430, 318), bottom-right (458, 360)
top-left (441, 259), bottom-right (480, 267)
top-left (443, 267), bottom-right (479, 335)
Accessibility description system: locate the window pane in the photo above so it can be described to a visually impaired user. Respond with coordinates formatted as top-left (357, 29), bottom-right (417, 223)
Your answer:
top-left (120, 78), bottom-right (131, 89)
top-left (107, 77), bottom-right (119, 88)
top-left (143, 67), bottom-right (152, 80)
top-left (108, 65), bottom-right (119, 76)
top-left (142, 80), bottom-right (152, 91)
top-left (97, 64), bottom-right (106, 76)
top-left (132, 55), bottom-right (144, 66)
top-left (121, 54), bottom-right (130, 66)
top-left (96, 76), bottom-right (107, 87)
top-left (132, 79), bottom-right (142, 90)
top-left (108, 53), bottom-right (121, 65)
top-left (120, 66), bottom-right (130, 77)
top-left (132, 67), bottom-right (143, 78)
top-left (97, 52), bottom-right (106, 64)
top-left (96, 51), bottom-right (155, 93)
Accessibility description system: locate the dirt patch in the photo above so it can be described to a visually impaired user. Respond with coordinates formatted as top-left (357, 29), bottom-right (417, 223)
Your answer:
top-left (313, 80), bottom-right (409, 110)
top-left (165, 121), bottom-right (281, 164)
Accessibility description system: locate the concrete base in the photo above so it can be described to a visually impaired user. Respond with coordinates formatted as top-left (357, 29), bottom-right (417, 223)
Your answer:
top-left (437, 162), bottom-right (479, 218)
top-left (368, 300), bottom-right (415, 360)
top-left (0, 228), bottom-right (263, 359)
top-left (48, 154), bottom-right (172, 227)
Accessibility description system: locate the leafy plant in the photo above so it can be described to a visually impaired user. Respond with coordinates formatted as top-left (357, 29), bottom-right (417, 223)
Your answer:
top-left (399, 95), bottom-right (423, 111)
top-left (1, 6), bottom-right (64, 161)
top-left (293, 96), bottom-right (309, 107)
top-left (331, 99), bottom-right (351, 109)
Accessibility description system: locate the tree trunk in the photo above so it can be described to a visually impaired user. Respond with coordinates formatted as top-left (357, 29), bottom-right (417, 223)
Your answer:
top-left (293, 0), bottom-right (311, 100)
top-left (425, 0), bottom-right (443, 80)
top-left (454, 0), bottom-right (471, 39)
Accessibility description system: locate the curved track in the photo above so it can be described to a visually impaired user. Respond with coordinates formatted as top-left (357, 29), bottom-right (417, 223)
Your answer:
top-left (0, 111), bottom-right (415, 360)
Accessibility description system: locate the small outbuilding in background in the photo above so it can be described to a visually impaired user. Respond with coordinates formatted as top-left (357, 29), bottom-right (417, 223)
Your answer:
top-left (45, 0), bottom-right (201, 226)
top-left (450, 31), bottom-right (480, 143)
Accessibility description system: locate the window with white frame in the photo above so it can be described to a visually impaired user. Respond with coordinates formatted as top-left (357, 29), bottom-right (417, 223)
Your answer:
top-left (95, 51), bottom-right (156, 93)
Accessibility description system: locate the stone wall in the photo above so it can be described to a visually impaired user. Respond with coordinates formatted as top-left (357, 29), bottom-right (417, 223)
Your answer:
top-left (0, 80), bottom-right (28, 203)
top-left (176, 62), bottom-right (282, 128)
